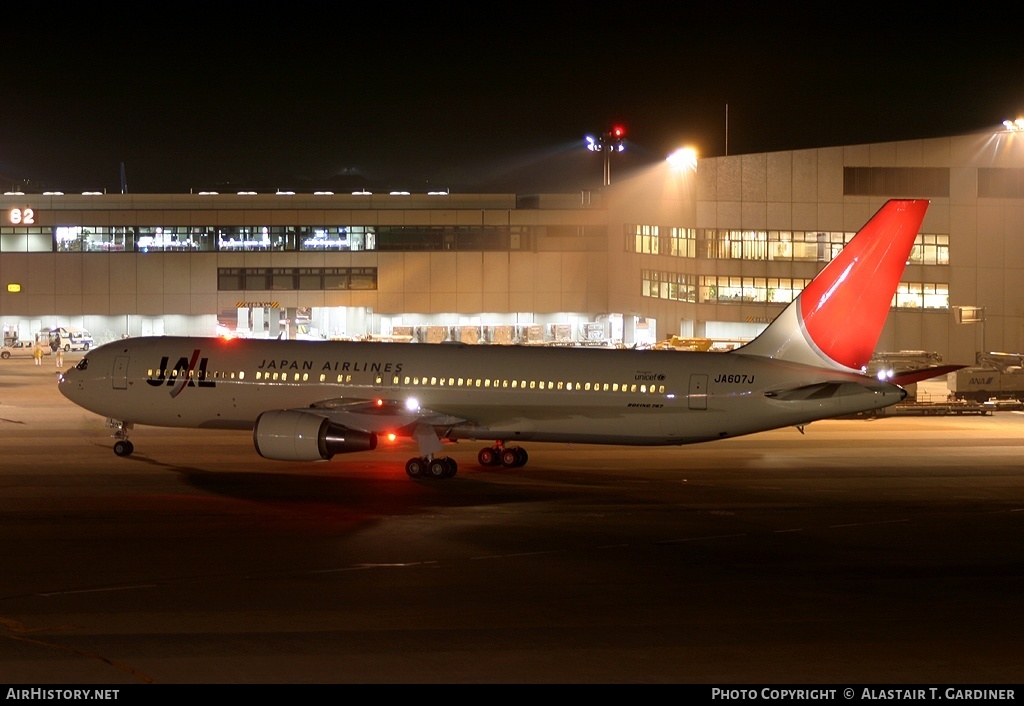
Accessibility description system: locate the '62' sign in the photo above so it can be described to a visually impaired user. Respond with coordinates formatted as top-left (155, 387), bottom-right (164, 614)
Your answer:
top-left (9, 207), bottom-right (35, 225)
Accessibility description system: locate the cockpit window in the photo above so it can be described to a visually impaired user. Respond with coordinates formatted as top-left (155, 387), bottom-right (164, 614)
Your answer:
top-left (76, 358), bottom-right (88, 371)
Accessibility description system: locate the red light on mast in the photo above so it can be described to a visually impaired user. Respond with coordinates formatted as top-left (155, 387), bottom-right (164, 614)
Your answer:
top-left (612, 125), bottom-right (625, 138)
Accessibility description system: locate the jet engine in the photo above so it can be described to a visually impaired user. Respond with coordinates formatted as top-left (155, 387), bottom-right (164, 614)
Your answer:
top-left (253, 409), bottom-right (377, 461)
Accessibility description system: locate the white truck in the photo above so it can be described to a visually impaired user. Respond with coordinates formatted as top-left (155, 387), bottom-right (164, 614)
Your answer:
top-left (37, 327), bottom-right (94, 352)
top-left (948, 352), bottom-right (1024, 403)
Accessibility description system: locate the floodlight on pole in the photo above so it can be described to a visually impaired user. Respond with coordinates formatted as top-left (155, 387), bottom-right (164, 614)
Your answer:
top-left (666, 147), bottom-right (698, 171)
top-left (585, 125), bottom-right (626, 186)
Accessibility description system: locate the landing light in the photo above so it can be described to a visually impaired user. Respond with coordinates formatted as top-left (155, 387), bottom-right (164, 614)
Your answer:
top-left (405, 397), bottom-right (420, 412)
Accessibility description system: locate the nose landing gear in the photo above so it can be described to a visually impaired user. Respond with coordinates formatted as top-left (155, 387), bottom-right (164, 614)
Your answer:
top-left (107, 419), bottom-right (135, 457)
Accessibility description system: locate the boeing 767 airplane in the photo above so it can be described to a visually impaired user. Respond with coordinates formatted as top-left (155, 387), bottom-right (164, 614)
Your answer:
top-left (59, 199), bottom-right (939, 479)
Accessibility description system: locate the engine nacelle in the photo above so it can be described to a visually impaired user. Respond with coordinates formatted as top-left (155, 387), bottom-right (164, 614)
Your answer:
top-left (253, 409), bottom-right (377, 461)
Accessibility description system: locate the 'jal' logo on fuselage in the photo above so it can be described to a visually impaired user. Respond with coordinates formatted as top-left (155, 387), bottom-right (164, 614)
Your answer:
top-left (146, 350), bottom-right (216, 397)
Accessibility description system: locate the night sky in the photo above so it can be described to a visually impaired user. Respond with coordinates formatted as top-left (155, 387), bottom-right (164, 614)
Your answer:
top-left (2, 5), bottom-right (1021, 194)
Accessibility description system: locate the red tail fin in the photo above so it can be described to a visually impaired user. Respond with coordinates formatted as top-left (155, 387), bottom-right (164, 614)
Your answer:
top-left (737, 200), bottom-right (930, 372)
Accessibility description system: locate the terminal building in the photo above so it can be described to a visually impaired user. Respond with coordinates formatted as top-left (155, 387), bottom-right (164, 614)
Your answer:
top-left (2, 126), bottom-right (1023, 367)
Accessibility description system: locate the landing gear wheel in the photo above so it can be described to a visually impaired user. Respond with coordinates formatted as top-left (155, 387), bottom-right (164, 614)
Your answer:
top-left (478, 447), bottom-right (502, 466)
top-left (406, 457), bottom-right (426, 478)
top-left (113, 440), bottom-right (134, 457)
top-left (429, 457), bottom-right (457, 479)
top-left (501, 447), bottom-right (528, 468)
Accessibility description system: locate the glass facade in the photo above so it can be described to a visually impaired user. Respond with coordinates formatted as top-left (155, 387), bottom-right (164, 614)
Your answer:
top-left (631, 222), bottom-right (950, 310)
top-left (12, 225), bottom-right (576, 254)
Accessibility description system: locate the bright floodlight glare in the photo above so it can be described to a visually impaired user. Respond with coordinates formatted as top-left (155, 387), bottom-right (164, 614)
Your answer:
top-left (405, 397), bottom-right (420, 412)
top-left (585, 135), bottom-right (598, 151)
top-left (666, 147), bottom-right (698, 171)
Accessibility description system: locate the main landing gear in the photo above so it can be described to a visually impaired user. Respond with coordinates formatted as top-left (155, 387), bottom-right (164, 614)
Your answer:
top-left (405, 444), bottom-right (528, 480)
top-left (107, 419), bottom-right (135, 457)
top-left (477, 443), bottom-right (528, 469)
top-left (405, 455), bottom-right (458, 479)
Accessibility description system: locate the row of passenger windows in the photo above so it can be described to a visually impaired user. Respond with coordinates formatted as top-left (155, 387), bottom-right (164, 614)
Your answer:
top-left (148, 368), bottom-right (355, 384)
top-left (385, 375), bottom-right (666, 394)
top-left (148, 367), bottom-right (667, 394)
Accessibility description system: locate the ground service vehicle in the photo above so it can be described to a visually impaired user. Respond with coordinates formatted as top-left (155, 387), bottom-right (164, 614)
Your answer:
top-left (948, 352), bottom-right (1024, 402)
top-left (0, 341), bottom-right (49, 359)
top-left (38, 327), bottom-right (94, 352)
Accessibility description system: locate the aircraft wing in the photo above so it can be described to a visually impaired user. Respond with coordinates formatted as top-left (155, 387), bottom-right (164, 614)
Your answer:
top-left (308, 396), bottom-right (467, 432)
top-left (306, 397), bottom-right (468, 455)
top-left (250, 396), bottom-right (469, 462)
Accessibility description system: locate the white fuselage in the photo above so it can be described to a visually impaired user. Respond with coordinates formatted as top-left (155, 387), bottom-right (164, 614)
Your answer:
top-left (58, 336), bottom-right (905, 447)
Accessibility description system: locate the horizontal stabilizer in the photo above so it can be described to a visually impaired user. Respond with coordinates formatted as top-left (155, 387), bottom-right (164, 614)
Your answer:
top-left (889, 365), bottom-right (966, 387)
top-left (765, 380), bottom-right (888, 401)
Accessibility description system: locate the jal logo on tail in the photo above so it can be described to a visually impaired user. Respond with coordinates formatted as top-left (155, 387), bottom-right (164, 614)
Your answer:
top-left (146, 349), bottom-right (216, 397)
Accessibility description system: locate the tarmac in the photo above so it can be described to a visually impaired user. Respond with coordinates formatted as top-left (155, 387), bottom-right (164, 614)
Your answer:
top-left (1, 354), bottom-right (1022, 684)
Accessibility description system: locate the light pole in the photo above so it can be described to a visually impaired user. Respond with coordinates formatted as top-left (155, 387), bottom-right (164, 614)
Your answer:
top-left (585, 125), bottom-right (626, 186)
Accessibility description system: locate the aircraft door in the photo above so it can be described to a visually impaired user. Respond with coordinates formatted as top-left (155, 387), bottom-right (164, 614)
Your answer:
top-left (373, 371), bottom-right (400, 392)
top-left (688, 374), bottom-right (708, 410)
top-left (112, 356), bottom-right (130, 390)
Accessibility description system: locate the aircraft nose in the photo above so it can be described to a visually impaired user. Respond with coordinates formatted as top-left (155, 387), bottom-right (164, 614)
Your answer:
top-left (57, 366), bottom-right (83, 401)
